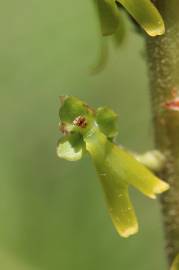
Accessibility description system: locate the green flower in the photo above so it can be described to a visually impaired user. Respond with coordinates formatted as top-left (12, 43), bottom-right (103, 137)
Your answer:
top-left (57, 96), bottom-right (169, 237)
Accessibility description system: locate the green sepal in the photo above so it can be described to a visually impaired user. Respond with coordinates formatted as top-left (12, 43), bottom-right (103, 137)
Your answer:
top-left (116, 0), bottom-right (165, 36)
top-left (96, 106), bottom-right (118, 139)
top-left (107, 144), bottom-right (169, 199)
top-left (98, 168), bottom-right (138, 237)
top-left (85, 126), bottom-right (168, 199)
top-left (59, 96), bottom-right (94, 123)
top-left (95, 0), bottom-right (120, 36)
top-left (57, 133), bottom-right (85, 161)
top-left (84, 127), bottom-right (169, 199)
top-left (84, 128), bottom-right (169, 236)
top-left (59, 96), bottom-right (95, 135)
top-left (84, 128), bottom-right (138, 237)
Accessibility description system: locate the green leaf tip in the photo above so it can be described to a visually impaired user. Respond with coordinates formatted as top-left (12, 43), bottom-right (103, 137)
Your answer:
top-left (57, 96), bottom-right (169, 237)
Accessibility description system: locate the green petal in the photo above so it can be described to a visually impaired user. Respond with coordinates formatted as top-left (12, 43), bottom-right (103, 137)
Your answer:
top-left (171, 254), bottom-right (179, 270)
top-left (59, 96), bottom-right (93, 123)
top-left (96, 106), bottom-right (118, 139)
top-left (85, 129), bottom-right (138, 237)
top-left (95, 0), bottom-right (120, 36)
top-left (108, 144), bottom-right (169, 198)
top-left (57, 133), bottom-right (84, 161)
top-left (116, 0), bottom-right (165, 36)
top-left (84, 128), bottom-right (169, 199)
top-left (98, 170), bottom-right (138, 237)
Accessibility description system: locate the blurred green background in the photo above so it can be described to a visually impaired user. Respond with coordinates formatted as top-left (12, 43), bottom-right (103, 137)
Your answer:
top-left (0, 1), bottom-right (167, 269)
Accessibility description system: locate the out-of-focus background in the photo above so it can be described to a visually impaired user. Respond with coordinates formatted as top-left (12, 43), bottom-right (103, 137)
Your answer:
top-left (0, 1), bottom-right (167, 269)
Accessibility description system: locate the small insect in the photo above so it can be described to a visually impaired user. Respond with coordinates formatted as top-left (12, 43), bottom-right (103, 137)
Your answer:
top-left (163, 87), bottom-right (179, 111)
top-left (73, 116), bottom-right (87, 128)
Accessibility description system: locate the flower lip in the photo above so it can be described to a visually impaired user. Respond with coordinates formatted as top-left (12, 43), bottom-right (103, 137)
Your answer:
top-left (57, 96), bottom-right (170, 238)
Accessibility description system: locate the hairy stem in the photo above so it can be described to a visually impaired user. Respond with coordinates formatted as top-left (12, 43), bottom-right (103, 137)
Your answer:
top-left (146, 0), bottom-right (179, 266)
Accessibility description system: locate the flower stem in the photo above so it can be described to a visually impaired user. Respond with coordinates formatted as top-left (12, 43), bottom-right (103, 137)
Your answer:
top-left (146, 0), bottom-right (179, 266)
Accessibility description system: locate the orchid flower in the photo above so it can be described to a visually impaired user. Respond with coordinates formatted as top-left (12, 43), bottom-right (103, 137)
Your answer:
top-left (57, 96), bottom-right (169, 237)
